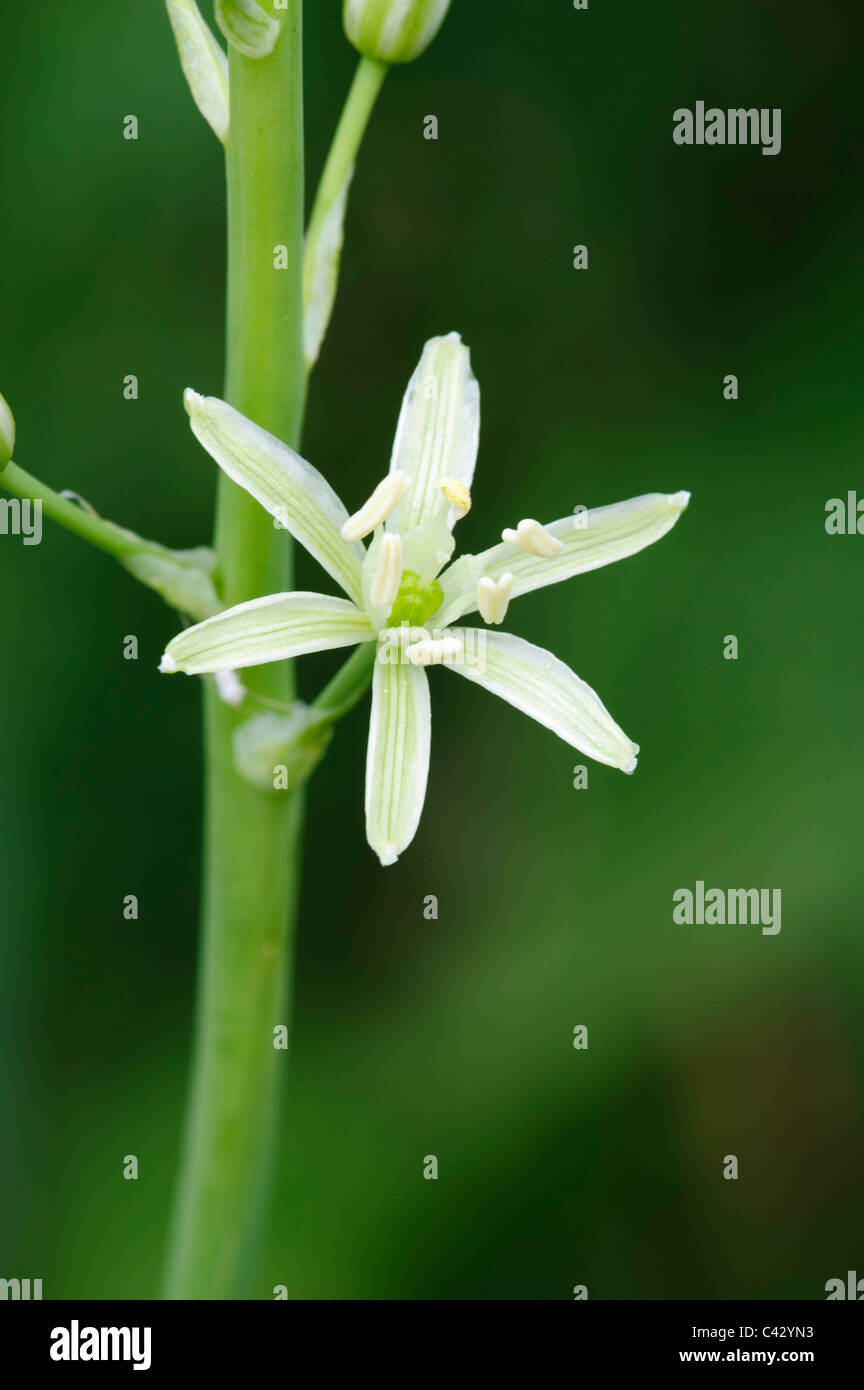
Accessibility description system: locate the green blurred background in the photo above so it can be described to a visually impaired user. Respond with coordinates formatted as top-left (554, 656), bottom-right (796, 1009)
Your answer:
top-left (1, 0), bottom-right (862, 1299)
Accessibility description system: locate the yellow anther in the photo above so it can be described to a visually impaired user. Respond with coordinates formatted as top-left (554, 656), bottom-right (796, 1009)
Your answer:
top-left (438, 477), bottom-right (471, 520)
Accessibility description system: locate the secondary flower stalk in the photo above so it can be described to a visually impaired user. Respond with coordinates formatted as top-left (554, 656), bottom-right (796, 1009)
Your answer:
top-left (0, 452), bottom-right (221, 620)
top-left (302, 56), bottom-right (388, 369)
top-left (305, 2), bottom-right (454, 368)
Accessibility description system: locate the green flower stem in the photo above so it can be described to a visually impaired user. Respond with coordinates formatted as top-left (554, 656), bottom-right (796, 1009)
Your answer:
top-left (164, 5), bottom-right (306, 1301)
top-left (304, 54), bottom-right (387, 314)
top-left (307, 56), bottom-right (387, 240)
top-left (0, 459), bottom-right (172, 564)
top-left (312, 641), bottom-right (377, 722)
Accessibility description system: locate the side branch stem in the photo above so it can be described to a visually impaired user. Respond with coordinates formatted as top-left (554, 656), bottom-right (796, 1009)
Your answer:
top-left (0, 460), bottom-right (173, 563)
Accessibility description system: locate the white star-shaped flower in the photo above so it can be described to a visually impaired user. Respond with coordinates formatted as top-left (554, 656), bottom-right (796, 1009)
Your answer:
top-left (161, 333), bottom-right (689, 865)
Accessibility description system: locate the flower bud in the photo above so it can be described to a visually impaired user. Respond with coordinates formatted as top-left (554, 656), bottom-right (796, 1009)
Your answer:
top-left (215, 0), bottom-right (280, 60)
top-left (0, 391), bottom-right (16, 468)
top-left (343, 0), bottom-right (453, 65)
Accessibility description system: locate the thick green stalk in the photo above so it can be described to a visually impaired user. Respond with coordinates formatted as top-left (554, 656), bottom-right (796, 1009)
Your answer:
top-left (165, 5), bottom-right (305, 1301)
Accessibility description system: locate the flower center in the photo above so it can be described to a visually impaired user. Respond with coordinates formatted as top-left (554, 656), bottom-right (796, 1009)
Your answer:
top-left (386, 569), bottom-right (443, 627)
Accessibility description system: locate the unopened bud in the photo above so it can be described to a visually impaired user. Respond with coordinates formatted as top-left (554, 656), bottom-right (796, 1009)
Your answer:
top-left (215, 0), bottom-right (280, 60)
top-left (0, 391), bottom-right (16, 468)
top-left (343, 0), bottom-right (453, 65)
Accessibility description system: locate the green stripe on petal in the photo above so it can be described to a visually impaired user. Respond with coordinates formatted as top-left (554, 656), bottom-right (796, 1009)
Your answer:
top-left (165, 0), bottom-right (230, 144)
top-left (185, 391), bottom-right (367, 604)
top-left (365, 655), bottom-right (431, 865)
top-left (344, 0), bottom-right (453, 64)
top-left (445, 628), bottom-right (639, 773)
top-left (388, 333), bottom-right (480, 533)
top-left (161, 591), bottom-right (374, 675)
top-left (437, 491), bottom-right (690, 625)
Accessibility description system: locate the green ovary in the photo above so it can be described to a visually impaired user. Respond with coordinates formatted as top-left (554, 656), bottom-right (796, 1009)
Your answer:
top-left (386, 569), bottom-right (443, 627)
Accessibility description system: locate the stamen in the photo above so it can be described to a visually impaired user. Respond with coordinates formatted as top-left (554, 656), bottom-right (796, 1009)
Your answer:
top-left (501, 517), bottom-right (563, 557)
top-left (406, 635), bottom-right (464, 666)
top-left (341, 470), bottom-right (410, 541)
top-left (369, 533), bottom-right (403, 608)
top-left (476, 572), bottom-right (513, 625)
top-left (438, 476), bottom-right (471, 520)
